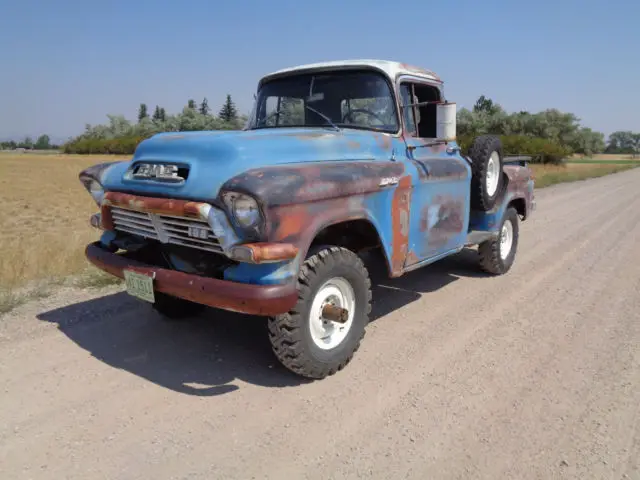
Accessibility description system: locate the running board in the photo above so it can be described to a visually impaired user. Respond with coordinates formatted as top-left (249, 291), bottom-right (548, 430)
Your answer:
top-left (465, 230), bottom-right (499, 246)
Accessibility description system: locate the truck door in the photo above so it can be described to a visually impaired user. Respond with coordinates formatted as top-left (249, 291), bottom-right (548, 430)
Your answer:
top-left (398, 81), bottom-right (471, 268)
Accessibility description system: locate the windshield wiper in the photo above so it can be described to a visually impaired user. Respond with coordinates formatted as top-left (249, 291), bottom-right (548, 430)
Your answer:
top-left (255, 110), bottom-right (281, 127)
top-left (303, 104), bottom-right (341, 132)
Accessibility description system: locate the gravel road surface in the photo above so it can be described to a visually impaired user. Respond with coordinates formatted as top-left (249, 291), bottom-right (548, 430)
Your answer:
top-left (1, 168), bottom-right (639, 480)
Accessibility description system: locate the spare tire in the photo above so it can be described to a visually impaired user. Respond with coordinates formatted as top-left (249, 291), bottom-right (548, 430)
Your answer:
top-left (468, 135), bottom-right (505, 211)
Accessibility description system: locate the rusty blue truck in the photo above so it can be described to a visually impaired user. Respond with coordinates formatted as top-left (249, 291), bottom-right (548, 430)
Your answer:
top-left (79, 60), bottom-right (535, 379)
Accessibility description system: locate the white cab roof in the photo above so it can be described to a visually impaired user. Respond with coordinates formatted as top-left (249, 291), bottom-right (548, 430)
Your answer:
top-left (259, 59), bottom-right (442, 85)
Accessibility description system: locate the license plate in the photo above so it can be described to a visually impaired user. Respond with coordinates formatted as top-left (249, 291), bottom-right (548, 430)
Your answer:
top-left (123, 270), bottom-right (155, 303)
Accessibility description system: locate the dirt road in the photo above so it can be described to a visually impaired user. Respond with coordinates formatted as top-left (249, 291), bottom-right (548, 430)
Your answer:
top-left (2, 168), bottom-right (639, 480)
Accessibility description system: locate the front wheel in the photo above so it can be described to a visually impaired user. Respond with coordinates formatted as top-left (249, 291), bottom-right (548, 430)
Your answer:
top-left (268, 246), bottom-right (372, 379)
top-left (478, 207), bottom-right (519, 275)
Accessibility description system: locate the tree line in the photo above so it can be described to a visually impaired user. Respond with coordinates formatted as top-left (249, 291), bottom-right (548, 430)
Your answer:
top-left (455, 95), bottom-right (639, 162)
top-left (62, 94), bottom-right (245, 154)
top-left (1, 134), bottom-right (58, 151)
top-left (3, 93), bottom-right (638, 160)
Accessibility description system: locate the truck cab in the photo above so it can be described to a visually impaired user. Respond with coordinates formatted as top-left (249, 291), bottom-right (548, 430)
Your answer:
top-left (80, 59), bottom-right (535, 379)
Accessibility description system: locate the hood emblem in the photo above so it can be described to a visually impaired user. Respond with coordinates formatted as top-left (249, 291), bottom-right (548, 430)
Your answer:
top-left (379, 176), bottom-right (399, 187)
top-left (133, 163), bottom-right (184, 182)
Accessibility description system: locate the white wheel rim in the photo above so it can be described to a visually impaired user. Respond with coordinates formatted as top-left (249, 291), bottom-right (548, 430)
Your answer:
top-left (500, 219), bottom-right (514, 260)
top-left (309, 277), bottom-right (356, 350)
top-left (486, 151), bottom-right (500, 197)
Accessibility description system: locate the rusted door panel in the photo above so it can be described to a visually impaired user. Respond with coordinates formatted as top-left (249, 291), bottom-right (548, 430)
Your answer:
top-left (402, 143), bottom-right (471, 267)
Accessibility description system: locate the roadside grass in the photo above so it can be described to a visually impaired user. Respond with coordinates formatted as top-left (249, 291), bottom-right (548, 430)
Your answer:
top-left (569, 153), bottom-right (638, 161)
top-left (530, 161), bottom-right (639, 188)
top-left (1, 152), bottom-right (638, 315)
top-left (566, 159), bottom-right (640, 165)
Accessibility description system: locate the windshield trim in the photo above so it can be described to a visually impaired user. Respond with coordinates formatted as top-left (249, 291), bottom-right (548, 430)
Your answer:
top-left (248, 68), bottom-right (401, 135)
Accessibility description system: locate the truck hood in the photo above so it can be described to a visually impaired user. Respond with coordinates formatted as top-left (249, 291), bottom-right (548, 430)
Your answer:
top-left (101, 128), bottom-right (397, 202)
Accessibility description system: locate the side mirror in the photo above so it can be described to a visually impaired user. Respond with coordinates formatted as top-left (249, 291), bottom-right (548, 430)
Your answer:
top-left (436, 102), bottom-right (457, 142)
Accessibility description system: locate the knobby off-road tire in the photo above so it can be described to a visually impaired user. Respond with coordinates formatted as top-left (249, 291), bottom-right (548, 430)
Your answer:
top-left (152, 292), bottom-right (206, 321)
top-left (268, 246), bottom-right (372, 379)
top-left (468, 134), bottom-right (505, 211)
top-left (478, 206), bottom-right (519, 275)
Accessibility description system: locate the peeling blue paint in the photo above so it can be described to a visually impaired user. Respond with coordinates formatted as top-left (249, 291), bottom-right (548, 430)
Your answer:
top-left (223, 259), bottom-right (298, 285)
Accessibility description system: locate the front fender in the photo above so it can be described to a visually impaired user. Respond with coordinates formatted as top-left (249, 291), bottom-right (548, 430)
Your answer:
top-left (221, 160), bottom-right (410, 277)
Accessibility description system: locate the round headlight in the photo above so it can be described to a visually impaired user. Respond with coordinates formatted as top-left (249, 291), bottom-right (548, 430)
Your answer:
top-left (232, 194), bottom-right (260, 227)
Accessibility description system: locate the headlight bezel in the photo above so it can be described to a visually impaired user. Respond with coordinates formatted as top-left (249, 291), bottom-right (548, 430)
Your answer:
top-left (78, 161), bottom-right (119, 207)
top-left (221, 191), bottom-right (264, 235)
top-left (80, 175), bottom-right (106, 207)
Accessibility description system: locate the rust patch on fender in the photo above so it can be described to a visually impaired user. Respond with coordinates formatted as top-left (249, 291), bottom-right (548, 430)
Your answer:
top-left (223, 161), bottom-right (405, 207)
top-left (268, 204), bottom-right (312, 243)
top-left (390, 175), bottom-right (412, 276)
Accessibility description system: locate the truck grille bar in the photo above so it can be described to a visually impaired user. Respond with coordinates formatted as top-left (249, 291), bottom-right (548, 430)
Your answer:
top-left (110, 206), bottom-right (224, 254)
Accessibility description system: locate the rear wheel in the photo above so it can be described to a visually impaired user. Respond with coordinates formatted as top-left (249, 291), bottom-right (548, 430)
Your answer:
top-left (268, 246), bottom-right (372, 379)
top-left (468, 134), bottom-right (505, 211)
top-left (478, 207), bottom-right (519, 275)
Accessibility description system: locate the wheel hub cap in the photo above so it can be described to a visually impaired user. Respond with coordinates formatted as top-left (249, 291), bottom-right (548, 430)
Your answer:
top-left (309, 277), bottom-right (356, 350)
top-left (500, 219), bottom-right (513, 260)
top-left (486, 152), bottom-right (500, 197)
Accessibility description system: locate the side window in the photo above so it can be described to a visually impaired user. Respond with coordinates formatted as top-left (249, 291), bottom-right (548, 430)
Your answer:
top-left (399, 85), bottom-right (417, 135)
top-left (400, 82), bottom-right (441, 139)
top-left (263, 96), bottom-right (304, 126)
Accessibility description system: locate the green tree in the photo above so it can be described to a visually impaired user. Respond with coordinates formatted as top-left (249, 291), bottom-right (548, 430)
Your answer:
top-left (187, 99), bottom-right (197, 110)
top-left (152, 105), bottom-right (167, 122)
top-left (138, 103), bottom-right (148, 122)
top-left (18, 136), bottom-right (34, 149)
top-left (199, 97), bottom-right (210, 116)
top-left (473, 95), bottom-right (501, 115)
top-left (606, 130), bottom-right (638, 155)
top-left (219, 94), bottom-right (238, 122)
top-left (34, 134), bottom-right (51, 150)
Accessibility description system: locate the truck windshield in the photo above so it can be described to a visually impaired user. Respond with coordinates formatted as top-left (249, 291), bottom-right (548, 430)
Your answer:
top-left (247, 70), bottom-right (399, 133)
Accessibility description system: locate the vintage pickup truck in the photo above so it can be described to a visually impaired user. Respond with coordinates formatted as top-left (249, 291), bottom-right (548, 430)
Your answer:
top-left (80, 59), bottom-right (535, 379)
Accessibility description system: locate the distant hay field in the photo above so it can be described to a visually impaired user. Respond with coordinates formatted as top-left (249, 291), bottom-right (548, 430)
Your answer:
top-left (0, 154), bottom-right (128, 293)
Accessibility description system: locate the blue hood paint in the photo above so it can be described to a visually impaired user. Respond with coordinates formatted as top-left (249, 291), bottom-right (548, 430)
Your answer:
top-left (101, 128), bottom-right (398, 202)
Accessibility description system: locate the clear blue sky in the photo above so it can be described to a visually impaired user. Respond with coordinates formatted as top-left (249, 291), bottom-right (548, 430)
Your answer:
top-left (1, 0), bottom-right (638, 142)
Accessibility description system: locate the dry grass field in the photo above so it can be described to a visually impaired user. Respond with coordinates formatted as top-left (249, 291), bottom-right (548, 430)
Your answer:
top-left (0, 152), bottom-right (638, 313)
top-left (0, 153), bottom-right (128, 312)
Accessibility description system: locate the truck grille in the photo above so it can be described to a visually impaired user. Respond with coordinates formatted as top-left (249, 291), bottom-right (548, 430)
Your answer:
top-left (110, 206), bottom-right (224, 254)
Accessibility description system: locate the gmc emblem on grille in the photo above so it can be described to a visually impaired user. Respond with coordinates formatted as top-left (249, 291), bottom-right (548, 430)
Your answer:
top-left (133, 163), bottom-right (183, 182)
top-left (188, 226), bottom-right (209, 240)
